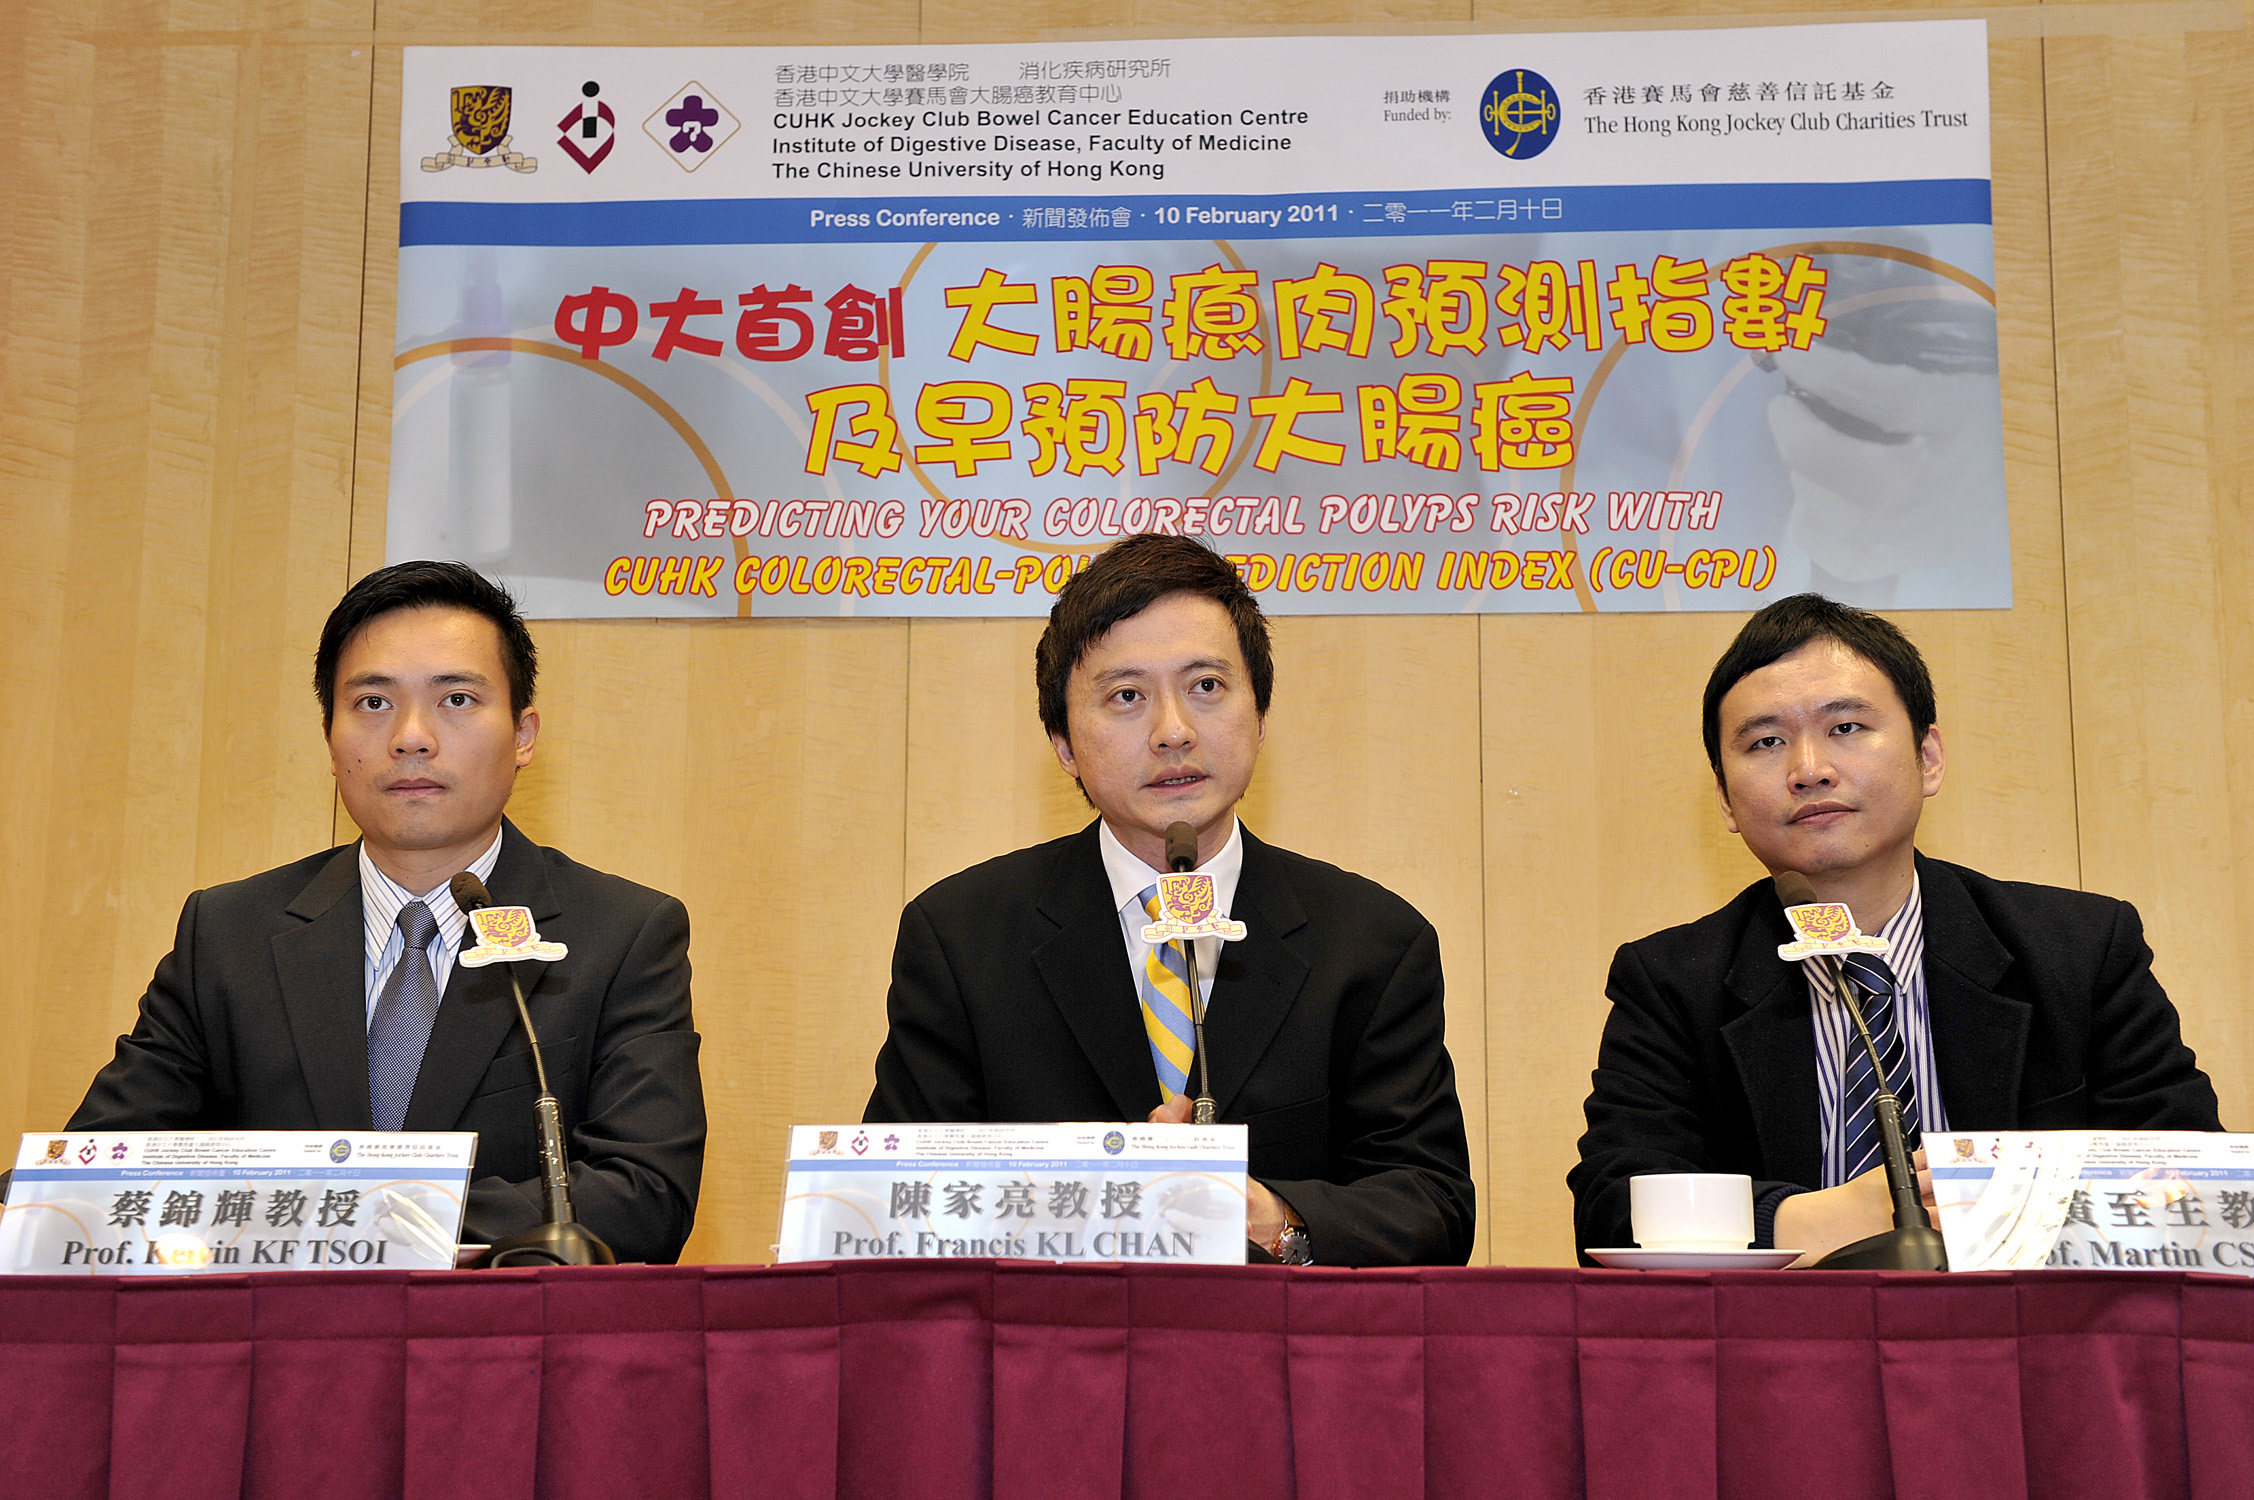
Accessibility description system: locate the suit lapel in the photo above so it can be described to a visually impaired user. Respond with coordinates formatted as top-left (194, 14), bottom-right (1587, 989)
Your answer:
top-left (1719, 898), bottom-right (1824, 1190)
top-left (1914, 857), bottom-right (2029, 1126)
top-left (1030, 826), bottom-right (1160, 1120)
top-left (404, 820), bottom-right (562, 1131)
top-left (1204, 829), bottom-right (1309, 1118)
top-left (273, 845), bottom-right (376, 1130)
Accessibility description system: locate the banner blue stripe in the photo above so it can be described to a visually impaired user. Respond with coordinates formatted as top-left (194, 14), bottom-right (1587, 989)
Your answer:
top-left (400, 178), bottom-right (1990, 247)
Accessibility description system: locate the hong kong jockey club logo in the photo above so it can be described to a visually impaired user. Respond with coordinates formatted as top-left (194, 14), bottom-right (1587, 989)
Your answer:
top-left (1480, 67), bottom-right (1560, 159)
top-left (1103, 1130), bottom-right (1127, 1156)
top-left (558, 80), bottom-right (616, 173)
top-left (644, 81), bottom-right (740, 171)
top-left (329, 1138), bottom-right (353, 1164)
top-left (424, 85), bottom-right (538, 173)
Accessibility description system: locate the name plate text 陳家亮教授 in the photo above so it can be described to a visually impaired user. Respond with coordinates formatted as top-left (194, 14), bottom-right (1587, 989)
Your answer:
top-left (0, 1131), bottom-right (477, 1274)
top-left (1931, 1130), bottom-right (2254, 1273)
top-left (776, 1122), bottom-right (1247, 1264)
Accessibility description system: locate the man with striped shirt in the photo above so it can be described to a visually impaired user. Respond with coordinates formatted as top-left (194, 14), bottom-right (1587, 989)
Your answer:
top-left (1571, 594), bottom-right (2221, 1263)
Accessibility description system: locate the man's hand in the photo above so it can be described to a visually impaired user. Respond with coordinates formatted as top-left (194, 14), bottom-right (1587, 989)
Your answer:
top-left (1147, 1093), bottom-right (1290, 1249)
top-left (1773, 1148), bottom-right (1938, 1267)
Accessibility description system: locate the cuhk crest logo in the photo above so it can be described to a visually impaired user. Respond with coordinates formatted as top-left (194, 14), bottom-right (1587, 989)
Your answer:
top-left (645, 81), bottom-right (740, 172)
top-left (1480, 68), bottom-right (1560, 159)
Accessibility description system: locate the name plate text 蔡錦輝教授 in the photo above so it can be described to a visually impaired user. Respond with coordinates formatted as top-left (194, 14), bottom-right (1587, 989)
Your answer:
top-left (1931, 1130), bottom-right (2254, 1273)
top-left (0, 1131), bottom-right (477, 1274)
top-left (776, 1122), bottom-right (1248, 1264)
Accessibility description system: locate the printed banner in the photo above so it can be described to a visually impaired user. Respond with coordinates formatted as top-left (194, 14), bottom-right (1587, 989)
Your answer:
top-left (0, 1132), bottom-right (476, 1274)
top-left (1932, 1131), bottom-right (2254, 1274)
top-left (775, 1122), bottom-right (1248, 1263)
top-left (393, 22), bottom-right (2006, 618)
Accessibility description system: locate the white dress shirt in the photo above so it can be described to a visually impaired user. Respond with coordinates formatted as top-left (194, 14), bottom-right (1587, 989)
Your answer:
top-left (360, 827), bottom-right (505, 1027)
top-left (1099, 816), bottom-right (1244, 1013)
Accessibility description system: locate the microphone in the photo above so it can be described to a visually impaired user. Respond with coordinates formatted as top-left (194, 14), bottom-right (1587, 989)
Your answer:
top-left (450, 872), bottom-right (615, 1268)
top-left (1773, 871), bottom-right (1946, 1271)
top-left (1162, 822), bottom-right (1218, 1127)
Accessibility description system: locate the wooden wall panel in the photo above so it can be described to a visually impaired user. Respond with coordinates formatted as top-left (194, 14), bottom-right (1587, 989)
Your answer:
top-left (0, 10), bottom-right (367, 1140)
top-left (4, 0), bottom-right (2245, 1275)
top-left (2050, 20), bottom-right (2254, 1130)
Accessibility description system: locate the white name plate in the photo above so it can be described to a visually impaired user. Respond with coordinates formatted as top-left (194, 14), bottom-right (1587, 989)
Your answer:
top-left (0, 1131), bottom-right (477, 1274)
top-left (778, 1122), bottom-right (1248, 1264)
top-left (1932, 1130), bottom-right (2254, 1273)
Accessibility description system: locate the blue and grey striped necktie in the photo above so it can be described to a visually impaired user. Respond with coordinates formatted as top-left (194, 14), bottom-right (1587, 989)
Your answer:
top-left (1838, 951), bottom-right (1917, 1180)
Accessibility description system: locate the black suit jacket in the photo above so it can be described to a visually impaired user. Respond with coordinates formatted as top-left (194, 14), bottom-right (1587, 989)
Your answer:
top-left (61, 820), bottom-right (706, 1264)
top-left (865, 822), bottom-right (1475, 1267)
top-left (1570, 854), bottom-right (2222, 1256)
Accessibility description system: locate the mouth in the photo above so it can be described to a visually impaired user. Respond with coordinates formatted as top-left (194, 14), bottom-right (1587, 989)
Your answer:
top-left (1788, 801), bottom-right (1853, 827)
top-left (1145, 770), bottom-right (1208, 794)
top-left (384, 779), bottom-right (447, 798)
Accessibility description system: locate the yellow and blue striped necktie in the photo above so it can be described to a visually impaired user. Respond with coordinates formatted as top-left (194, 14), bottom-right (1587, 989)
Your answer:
top-left (1137, 885), bottom-right (1198, 1099)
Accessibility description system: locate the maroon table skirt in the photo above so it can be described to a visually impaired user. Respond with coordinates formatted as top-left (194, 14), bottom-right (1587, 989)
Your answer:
top-left (7, 1262), bottom-right (2252, 1500)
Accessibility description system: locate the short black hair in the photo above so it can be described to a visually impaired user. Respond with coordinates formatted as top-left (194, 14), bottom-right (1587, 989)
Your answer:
top-left (1702, 593), bottom-right (1936, 778)
top-left (314, 561), bottom-right (538, 730)
top-left (1035, 533), bottom-right (1272, 744)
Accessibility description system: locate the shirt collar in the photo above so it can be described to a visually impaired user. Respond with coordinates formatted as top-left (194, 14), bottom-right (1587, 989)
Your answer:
top-left (360, 825), bottom-right (506, 966)
top-left (1099, 816), bottom-right (1243, 918)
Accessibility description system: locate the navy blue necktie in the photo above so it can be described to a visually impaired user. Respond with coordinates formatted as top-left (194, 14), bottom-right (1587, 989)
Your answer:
top-left (1838, 951), bottom-right (1917, 1181)
top-left (369, 902), bottom-right (441, 1131)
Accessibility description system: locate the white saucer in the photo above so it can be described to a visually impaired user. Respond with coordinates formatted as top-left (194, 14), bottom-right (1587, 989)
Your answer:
top-left (1587, 1247), bottom-right (1802, 1270)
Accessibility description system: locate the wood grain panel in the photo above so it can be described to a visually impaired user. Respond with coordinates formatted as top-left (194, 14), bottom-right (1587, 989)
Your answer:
top-left (0, 14), bottom-right (369, 1141)
top-left (2049, 23), bottom-right (2254, 1131)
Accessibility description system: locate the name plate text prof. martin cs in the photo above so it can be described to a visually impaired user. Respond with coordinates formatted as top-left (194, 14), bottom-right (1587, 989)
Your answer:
top-left (0, 1131), bottom-right (477, 1274)
top-left (777, 1122), bottom-right (1248, 1264)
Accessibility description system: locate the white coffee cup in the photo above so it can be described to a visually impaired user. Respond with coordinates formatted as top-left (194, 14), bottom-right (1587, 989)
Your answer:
top-left (1629, 1173), bottom-right (1755, 1251)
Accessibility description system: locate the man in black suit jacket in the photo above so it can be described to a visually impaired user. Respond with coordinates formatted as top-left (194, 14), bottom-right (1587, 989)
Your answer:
top-left (1572, 595), bottom-right (2218, 1261)
top-left (49, 563), bottom-right (704, 1264)
top-left (867, 535), bottom-right (1473, 1267)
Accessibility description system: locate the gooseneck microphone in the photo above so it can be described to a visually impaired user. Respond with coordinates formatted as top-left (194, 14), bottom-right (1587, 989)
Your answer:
top-left (450, 873), bottom-right (615, 1268)
top-left (1773, 871), bottom-right (1947, 1271)
top-left (1164, 821), bottom-right (1218, 1127)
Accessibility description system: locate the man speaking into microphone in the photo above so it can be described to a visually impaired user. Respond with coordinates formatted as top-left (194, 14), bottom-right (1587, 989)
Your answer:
top-left (867, 534), bottom-right (1474, 1266)
top-left (54, 562), bottom-right (706, 1263)
top-left (1571, 594), bottom-right (2221, 1263)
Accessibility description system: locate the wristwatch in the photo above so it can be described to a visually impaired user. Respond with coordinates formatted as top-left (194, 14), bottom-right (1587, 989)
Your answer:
top-left (1271, 1222), bottom-right (1313, 1265)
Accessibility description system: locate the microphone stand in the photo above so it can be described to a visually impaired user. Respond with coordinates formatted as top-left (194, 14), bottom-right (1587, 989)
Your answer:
top-left (477, 961), bottom-right (615, 1268)
top-left (1183, 940), bottom-right (1215, 1126)
top-left (1811, 953), bottom-right (1947, 1271)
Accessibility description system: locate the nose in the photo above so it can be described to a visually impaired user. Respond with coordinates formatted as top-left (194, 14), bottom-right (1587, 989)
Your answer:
top-left (1150, 687), bottom-right (1195, 751)
top-left (390, 704), bottom-right (436, 758)
top-left (1788, 736), bottom-right (1835, 791)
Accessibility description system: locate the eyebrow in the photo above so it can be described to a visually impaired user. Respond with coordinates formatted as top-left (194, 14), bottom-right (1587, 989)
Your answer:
top-left (1088, 658), bottom-right (1233, 686)
top-left (342, 669), bottom-right (492, 691)
top-left (1729, 696), bottom-right (1876, 741)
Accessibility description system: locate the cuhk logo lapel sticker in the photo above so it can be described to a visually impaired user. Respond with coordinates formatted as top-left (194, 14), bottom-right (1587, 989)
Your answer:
top-left (1480, 68), bottom-right (1559, 159)
top-left (1775, 901), bottom-right (1891, 962)
top-left (558, 80), bottom-right (616, 173)
top-left (424, 85), bottom-right (538, 173)
top-left (1140, 872), bottom-right (1248, 943)
top-left (645, 81), bottom-right (740, 171)
top-left (459, 905), bottom-right (569, 967)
